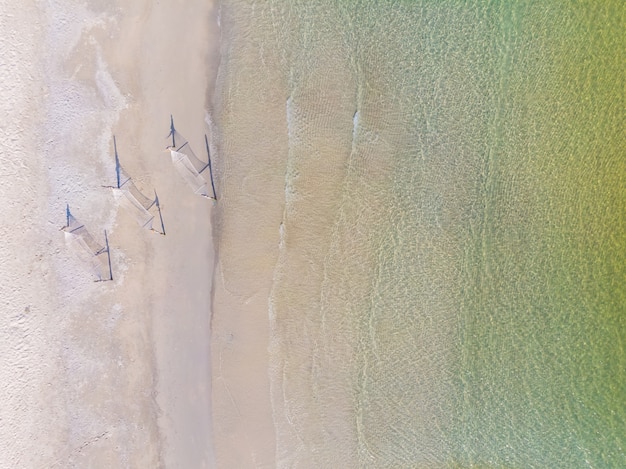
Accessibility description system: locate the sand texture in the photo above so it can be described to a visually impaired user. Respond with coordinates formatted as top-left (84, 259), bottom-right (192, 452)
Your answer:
top-left (0, 0), bottom-right (218, 467)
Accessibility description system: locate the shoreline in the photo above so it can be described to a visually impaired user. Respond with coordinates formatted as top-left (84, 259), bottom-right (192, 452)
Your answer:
top-left (8, 0), bottom-right (624, 467)
top-left (208, 3), bottom-right (282, 467)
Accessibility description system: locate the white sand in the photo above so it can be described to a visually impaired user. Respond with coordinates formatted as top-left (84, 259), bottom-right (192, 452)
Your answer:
top-left (0, 0), bottom-right (218, 467)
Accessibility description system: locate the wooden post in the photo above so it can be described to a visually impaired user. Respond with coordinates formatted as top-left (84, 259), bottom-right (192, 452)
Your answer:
top-left (204, 134), bottom-right (217, 200)
top-left (169, 115), bottom-right (176, 148)
top-left (104, 230), bottom-right (113, 281)
top-left (155, 190), bottom-right (166, 236)
top-left (113, 136), bottom-right (121, 189)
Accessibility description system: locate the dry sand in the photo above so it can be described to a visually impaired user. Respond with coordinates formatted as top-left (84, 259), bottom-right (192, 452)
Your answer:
top-left (0, 0), bottom-right (219, 467)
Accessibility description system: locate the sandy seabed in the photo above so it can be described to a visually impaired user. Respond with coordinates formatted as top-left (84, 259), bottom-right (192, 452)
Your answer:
top-left (0, 0), bottom-right (220, 467)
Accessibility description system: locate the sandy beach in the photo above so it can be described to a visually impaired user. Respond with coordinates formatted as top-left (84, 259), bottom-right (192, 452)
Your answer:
top-left (1, 0), bottom-right (220, 467)
top-left (6, 1), bottom-right (623, 467)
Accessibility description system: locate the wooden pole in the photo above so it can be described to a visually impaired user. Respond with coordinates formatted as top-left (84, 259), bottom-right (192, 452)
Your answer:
top-left (104, 230), bottom-right (113, 281)
top-left (169, 115), bottom-right (176, 148)
top-left (113, 136), bottom-right (121, 189)
top-left (205, 134), bottom-right (217, 200)
top-left (155, 190), bottom-right (166, 236)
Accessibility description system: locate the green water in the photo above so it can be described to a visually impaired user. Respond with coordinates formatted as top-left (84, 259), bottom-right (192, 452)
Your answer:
top-left (215, 1), bottom-right (625, 467)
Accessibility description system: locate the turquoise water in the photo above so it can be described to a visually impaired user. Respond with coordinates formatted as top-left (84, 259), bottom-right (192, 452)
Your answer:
top-left (214, 1), bottom-right (625, 467)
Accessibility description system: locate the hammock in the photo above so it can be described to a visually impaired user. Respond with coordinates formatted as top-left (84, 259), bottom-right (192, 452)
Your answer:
top-left (61, 205), bottom-right (112, 282)
top-left (167, 116), bottom-right (217, 200)
top-left (107, 137), bottom-right (166, 235)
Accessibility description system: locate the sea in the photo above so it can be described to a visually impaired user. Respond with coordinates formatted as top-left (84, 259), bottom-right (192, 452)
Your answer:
top-left (213, 1), bottom-right (625, 467)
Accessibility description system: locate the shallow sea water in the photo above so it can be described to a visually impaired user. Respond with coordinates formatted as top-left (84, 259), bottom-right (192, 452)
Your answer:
top-left (214, 1), bottom-right (625, 467)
